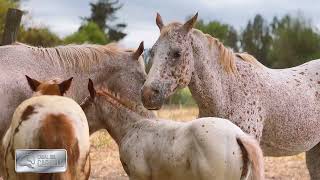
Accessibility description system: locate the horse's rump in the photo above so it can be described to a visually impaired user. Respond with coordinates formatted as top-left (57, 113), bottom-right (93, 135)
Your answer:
top-left (39, 113), bottom-right (80, 180)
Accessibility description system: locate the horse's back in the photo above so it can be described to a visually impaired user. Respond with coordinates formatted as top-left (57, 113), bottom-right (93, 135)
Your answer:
top-left (10, 95), bottom-right (89, 150)
top-left (3, 96), bottom-right (90, 180)
top-left (261, 59), bottom-right (320, 155)
top-left (0, 44), bottom-right (44, 140)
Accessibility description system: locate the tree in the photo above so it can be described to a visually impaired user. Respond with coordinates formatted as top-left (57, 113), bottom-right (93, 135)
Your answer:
top-left (18, 27), bottom-right (61, 47)
top-left (196, 19), bottom-right (238, 51)
top-left (268, 14), bottom-right (320, 68)
top-left (83, 0), bottom-right (126, 41)
top-left (241, 14), bottom-right (272, 66)
top-left (64, 21), bottom-right (109, 44)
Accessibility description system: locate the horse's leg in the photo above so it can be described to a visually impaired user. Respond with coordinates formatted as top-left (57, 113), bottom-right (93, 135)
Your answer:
top-left (306, 142), bottom-right (320, 179)
top-left (0, 111), bottom-right (11, 178)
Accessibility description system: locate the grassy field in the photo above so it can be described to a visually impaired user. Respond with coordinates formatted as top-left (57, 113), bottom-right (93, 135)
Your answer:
top-left (89, 107), bottom-right (309, 180)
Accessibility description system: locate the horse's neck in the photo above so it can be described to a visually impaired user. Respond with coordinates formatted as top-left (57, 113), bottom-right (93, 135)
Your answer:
top-left (48, 54), bottom-right (120, 103)
top-left (99, 103), bottom-right (143, 145)
top-left (188, 33), bottom-right (231, 117)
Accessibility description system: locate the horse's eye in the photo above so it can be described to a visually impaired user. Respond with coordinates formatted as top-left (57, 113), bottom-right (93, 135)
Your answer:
top-left (173, 51), bottom-right (181, 58)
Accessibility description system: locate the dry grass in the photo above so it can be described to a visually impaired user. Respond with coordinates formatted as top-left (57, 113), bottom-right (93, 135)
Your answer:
top-left (89, 107), bottom-right (309, 180)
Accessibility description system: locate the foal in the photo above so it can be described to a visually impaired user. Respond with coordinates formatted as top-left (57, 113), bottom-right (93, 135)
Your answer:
top-left (1, 77), bottom-right (90, 180)
top-left (82, 79), bottom-right (264, 180)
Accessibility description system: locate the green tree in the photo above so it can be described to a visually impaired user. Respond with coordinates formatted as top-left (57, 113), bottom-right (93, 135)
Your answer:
top-left (196, 19), bottom-right (238, 51)
top-left (18, 27), bottom-right (61, 47)
top-left (241, 14), bottom-right (272, 66)
top-left (167, 88), bottom-right (196, 106)
top-left (268, 14), bottom-right (320, 68)
top-left (64, 21), bottom-right (109, 44)
top-left (84, 0), bottom-right (126, 41)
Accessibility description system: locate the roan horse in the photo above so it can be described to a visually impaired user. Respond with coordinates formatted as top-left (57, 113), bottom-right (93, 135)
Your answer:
top-left (0, 42), bottom-right (149, 176)
top-left (2, 76), bottom-right (90, 180)
top-left (0, 41), bottom-right (146, 142)
top-left (141, 13), bottom-right (320, 179)
top-left (81, 79), bottom-right (264, 180)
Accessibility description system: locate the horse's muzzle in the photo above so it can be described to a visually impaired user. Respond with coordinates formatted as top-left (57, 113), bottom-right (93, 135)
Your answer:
top-left (141, 85), bottom-right (165, 110)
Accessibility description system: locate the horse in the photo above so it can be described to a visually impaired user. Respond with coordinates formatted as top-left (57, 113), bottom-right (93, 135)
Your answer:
top-left (0, 41), bottom-right (147, 142)
top-left (0, 42), bottom-right (152, 178)
top-left (1, 78), bottom-right (90, 180)
top-left (81, 79), bottom-right (264, 180)
top-left (25, 75), bottom-right (73, 96)
top-left (141, 13), bottom-right (320, 179)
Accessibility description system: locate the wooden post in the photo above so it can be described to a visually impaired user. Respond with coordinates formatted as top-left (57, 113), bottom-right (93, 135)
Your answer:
top-left (1, 8), bottom-right (23, 45)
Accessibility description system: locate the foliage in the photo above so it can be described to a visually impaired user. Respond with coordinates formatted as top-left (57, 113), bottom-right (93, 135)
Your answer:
top-left (18, 27), bottom-right (61, 47)
top-left (83, 0), bottom-right (126, 41)
top-left (241, 14), bottom-right (272, 66)
top-left (1, 0), bottom-right (62, 47)
top-left (64, 21), bottom-right (109, 44)
top-left (196, 19), bottom-right (238, 51)
top-left (268, 15), bottom-right (320, 68)
top-left (167, 88), bottom-right (196, 106)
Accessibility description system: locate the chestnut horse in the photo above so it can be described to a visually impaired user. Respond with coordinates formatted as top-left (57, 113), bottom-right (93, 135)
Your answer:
top-left (2, 77), bottom-right (90, 180)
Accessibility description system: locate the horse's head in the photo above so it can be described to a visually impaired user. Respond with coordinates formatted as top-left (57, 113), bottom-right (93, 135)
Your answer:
top-left (142, 13), bottom-right (198, 110)
top-left (25, 75), bottom-right (73, 96)
top-left (101, 42), bottom-right (153, 113)
top-left (81, 42), bottom-right (154, 134)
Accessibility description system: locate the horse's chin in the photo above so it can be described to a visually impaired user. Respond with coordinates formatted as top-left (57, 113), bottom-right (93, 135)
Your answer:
top-left (146, 106), bottom-right (162, 110)
top-left (141, 97), bottom-right (164, 110)
top-left (143, 101), bottom-right (163, 110)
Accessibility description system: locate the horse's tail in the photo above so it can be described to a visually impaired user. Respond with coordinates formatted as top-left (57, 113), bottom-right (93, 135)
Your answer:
top-left (39, 114), bottom-right (79, 180)
top-left (237, 134), bottom-right (265, 180)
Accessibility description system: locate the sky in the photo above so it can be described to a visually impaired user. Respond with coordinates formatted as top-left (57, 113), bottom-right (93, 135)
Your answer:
top-left (21, 0), bottom-right (320, 48)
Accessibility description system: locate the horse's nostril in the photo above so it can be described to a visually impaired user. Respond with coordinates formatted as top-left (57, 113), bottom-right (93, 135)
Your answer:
top-left (143, 86), bottom-right (160, 98)
top-left (152, 88), bottom-right (160, 95)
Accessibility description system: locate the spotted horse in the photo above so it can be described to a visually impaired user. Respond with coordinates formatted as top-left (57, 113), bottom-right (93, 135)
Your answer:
top-left (1, 77), bottom-right (90, 180)
top-left (81, 79), bottom-right (264, 180)
top-left (142, 13), bottom-right (320, 179)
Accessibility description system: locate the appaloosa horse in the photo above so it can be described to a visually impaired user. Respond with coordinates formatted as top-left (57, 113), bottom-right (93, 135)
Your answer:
top-left (82, 80), bottom-right (264, 180)
top-left (141, 13), bottom-right (320, 179)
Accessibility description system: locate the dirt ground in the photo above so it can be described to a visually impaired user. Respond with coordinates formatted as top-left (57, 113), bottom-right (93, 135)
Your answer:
top-left (89, 107), bottom-right (310, 180)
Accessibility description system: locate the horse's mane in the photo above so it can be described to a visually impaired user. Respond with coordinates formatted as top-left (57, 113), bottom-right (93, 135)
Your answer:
top-left (19, 43), bottom-right (121, 71)
top-left (95, 87), bottom-right (150, 117)
top-left (97, 88), bottom-right (136, 112)
top-left (79, 86), bottom-right (152, 119)
top-left (203, 32), bottom-right (263, 74)
top-left (162, 23), bottom-right (263, 74)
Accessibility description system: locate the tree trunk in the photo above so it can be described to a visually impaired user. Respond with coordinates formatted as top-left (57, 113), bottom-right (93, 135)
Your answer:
top-left (1, 8), bottom-right (23, 46)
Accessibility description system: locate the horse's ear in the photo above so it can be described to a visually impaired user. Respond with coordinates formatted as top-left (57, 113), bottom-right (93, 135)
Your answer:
top-left (156, 12), bottom-right (164, 31)
top-left (181, 12), bottom-right (198, 33)
top-left (88, 79), bottom-right (96, 99)
top-left (133, 41), bottom-right (144, 60)
top-left (25, 75), bottom-right (41, 92)
top-left (58, 77), bottom-right (73, 95)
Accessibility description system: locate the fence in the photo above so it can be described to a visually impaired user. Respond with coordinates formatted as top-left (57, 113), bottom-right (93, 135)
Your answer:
top-left (1, 8), bottom-right (23, 46)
